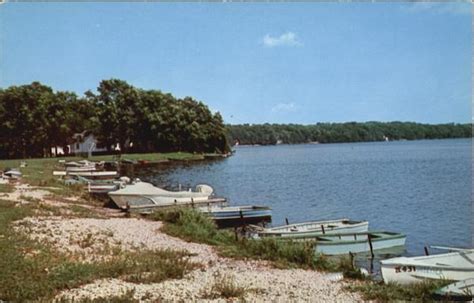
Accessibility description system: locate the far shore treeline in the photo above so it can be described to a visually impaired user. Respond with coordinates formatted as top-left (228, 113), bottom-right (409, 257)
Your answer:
top-left (0, 80), bottom-right (230, 159)
top-left (227, 122), bottom-right (472, 145)
top-left (0, 80), bottom-right (472, 159)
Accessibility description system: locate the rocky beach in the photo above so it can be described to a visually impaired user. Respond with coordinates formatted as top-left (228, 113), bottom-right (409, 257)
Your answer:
top-left (3, 182), bottom-right (363, 302)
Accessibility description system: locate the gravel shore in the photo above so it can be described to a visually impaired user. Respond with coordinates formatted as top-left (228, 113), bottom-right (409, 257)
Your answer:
top-left (15, 216), bottom-right (363, 302)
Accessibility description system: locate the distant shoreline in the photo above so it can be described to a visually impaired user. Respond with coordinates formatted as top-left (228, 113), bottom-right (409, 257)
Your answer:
top-left (228, 122), bottom-right (472, 146)
top-left (234, 137), bottom-right (471, 147)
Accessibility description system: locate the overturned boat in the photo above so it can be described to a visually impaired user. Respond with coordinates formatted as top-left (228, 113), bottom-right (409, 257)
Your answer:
top-left (199, 205), bottom-right (272, 228)
top-left (251, 218), bottom-right (369, 238)
top-left (381, 248), bottom-right (474, 285)
top-left (108, 180), bottom-right (220, 209)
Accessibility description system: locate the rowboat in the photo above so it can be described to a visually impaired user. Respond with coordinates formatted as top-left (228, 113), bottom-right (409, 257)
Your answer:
top-left (53, 171), bottom-right (118, 178)
top-left (3, 169), bottom-right (22, 179)
top-left (308, 231), bottom-right (406, 256)
top-left (63, 175), bottom-right (128, 193)
top-left (199, 205), bottom-right (272, 228)
top-left (108, 180), bottom-right (216, 209)
top-left (433, 278), bottom-right (474, 301)
top-left (252, 219), bottom-right (369, 238)
top-left (65, 166), bottom-right (97, 172)
top-left (381, 248), bottom-right (474, 284)
top-left (89, 184), bottom-right (119, 194)
top-left (64, 160), bottom-right (95, 167)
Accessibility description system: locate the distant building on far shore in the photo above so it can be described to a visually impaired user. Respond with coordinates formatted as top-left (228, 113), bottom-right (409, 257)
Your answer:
top-left (51, 131), bottom-right (108, 156)
top-left (70, 131), bottom-right (108, 156)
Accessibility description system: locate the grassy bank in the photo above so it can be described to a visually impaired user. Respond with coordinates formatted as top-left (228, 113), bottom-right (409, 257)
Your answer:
top-left (151, 208), bottom-right (355, 272)
top-left (0, 200), bottom-right (197, 302)
top-left (346, 279), bottom-right (450, 302)
top-left (151, 208), bottom-right (451, 302)
top-left (0, 152), bottom-right (210, 187)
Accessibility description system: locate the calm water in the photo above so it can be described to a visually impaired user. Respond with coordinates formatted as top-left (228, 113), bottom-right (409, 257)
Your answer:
top-left (137, 139), bottom-right (472, 257)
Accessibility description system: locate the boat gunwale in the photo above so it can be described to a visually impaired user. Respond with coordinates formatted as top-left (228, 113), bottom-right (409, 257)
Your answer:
top-left (281, 231), bottom-right (406, 245)
top-left (262, 218), bottom-right (361, 231)
top-left (381, 249), bottom-right (474, 266)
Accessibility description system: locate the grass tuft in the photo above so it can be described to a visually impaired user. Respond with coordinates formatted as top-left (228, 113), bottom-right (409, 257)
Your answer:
top-left (0, 183), bottom-right (14, 193)
top-left (346, 280), bottom-right (450, 302)
top-left (202, 272), bottom-right (247, 300)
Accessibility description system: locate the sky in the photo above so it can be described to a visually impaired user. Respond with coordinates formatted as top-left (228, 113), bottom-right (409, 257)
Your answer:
top-left (0, 2), bottom-right (471, 124)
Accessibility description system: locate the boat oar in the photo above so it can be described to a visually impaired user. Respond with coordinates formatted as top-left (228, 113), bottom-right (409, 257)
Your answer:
top-left (429, 245), bottom-right (469, 252)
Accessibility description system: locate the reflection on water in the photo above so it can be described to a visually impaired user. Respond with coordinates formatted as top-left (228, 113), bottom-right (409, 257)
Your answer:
top-left (136, 139), bottom-right (472, 266)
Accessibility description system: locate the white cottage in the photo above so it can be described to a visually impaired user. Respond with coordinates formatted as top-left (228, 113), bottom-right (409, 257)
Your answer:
top-left (69, 131), bottom-right (107, 156)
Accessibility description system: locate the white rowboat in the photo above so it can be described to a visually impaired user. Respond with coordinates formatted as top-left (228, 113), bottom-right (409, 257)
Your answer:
top-left (253, 219), bottom-right (369, 238)
top-left (381, 249), bottom-right (474, 284)
top-left (53, 171), bottom-right (118, 177)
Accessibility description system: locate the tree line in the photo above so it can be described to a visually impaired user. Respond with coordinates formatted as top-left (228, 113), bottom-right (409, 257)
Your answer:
top-left (227, 122), bottom-right (472, 145)
top-left (0, 79), bottom-right (230, 159)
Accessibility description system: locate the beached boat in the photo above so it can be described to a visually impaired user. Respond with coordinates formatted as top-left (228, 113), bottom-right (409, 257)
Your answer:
top-left (381, 248), bottom-right (474, 284)
top-left (86, 183), bottom-right (120, 194)
top-left (307, 231), bottom-right (406, 256)
top-left (199, 205), bottom-right (272, 228)
top-left (108, 180), bottom-right (216, 209)
top-left (433, 278), bottom-right (474, 301)
top-left (3, 169), bottom-right (22, 179)
top-left (252, 219), bottom-right (369, 238)
top-left (65, 166), bottom-right (97, 172)
top-left (53, 171), bottom-right (118, 178)
top-left (63, 175), bottom-right (130, 194)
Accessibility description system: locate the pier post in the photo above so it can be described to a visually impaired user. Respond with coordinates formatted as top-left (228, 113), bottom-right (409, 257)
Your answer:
top-left (368, 234), bottom-right (374, 259)
top-left (349, 251), bottom-right (354, 270)
top-left (239, 210), bottom-right (245, 228)
top-left (285, 218), bottom-right (289, 225)
top-left (424, 246), bottom-right (430, 256)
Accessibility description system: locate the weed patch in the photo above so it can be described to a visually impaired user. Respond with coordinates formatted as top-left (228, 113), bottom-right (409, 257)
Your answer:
top-left (202, 272), bottom-right (247, 300)
top-left (0, 202), bottom-right (197, 302)
top-left (346, 280), bottom-right (450, 302)
top-left (0, 183), bottom-right (14, 193)
top-left (151, 208), bottom-right (349, 271)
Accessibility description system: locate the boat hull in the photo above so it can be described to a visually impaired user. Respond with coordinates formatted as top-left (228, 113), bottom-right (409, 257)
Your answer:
top-left (312, 232), bottom-right (406, 256)
top-left (54, 171), bottom-right (118, 178)
top-left (200, 206), bottom-right (272, 228)
top-left (381, 250), bottom-right (474, 284)
top-left (86, 184), bottom-right (119, 194)
top-left (109, 193), bottom-right (216, 209)
top-left (257, 219), bottom-right (369, 238)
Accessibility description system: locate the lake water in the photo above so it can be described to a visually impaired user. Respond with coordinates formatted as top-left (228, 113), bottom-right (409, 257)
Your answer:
top-left (137, 139), bottom-right (472, 257)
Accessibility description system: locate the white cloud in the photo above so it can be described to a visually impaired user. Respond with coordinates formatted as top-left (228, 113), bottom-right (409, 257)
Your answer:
top-left (262, 32), bottom-right (302, 48)
top-left (402, 2), bottom-right (471, 15)
top-left (271, 102), bottom-right (298, 113)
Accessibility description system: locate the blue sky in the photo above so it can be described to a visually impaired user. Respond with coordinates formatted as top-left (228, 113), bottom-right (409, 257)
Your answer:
top-left (0, 2), bottom-right (471, 124)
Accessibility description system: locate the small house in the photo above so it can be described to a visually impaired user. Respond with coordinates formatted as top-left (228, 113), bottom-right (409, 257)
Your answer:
top-left (69, 131), bottom-right (107, 156)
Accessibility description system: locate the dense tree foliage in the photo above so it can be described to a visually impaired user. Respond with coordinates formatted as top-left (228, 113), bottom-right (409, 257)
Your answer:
top-left (0, 80), bottom-right (470, 159)
top-left (0, 80), bottom-right (230, 159)
top-left (227, 122), bottom-right (472, 145)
